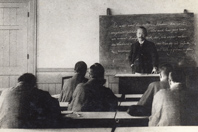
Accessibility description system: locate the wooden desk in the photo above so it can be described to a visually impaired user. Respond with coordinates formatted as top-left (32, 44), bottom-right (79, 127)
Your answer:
top-left (52, 94), bottom-right (60, 99)
top-left (114, 127), bottom-right (198, 132)
top-left (61, 111), bottom-right (149, 127)
top-left (115, 112), bottom-right (149, 127)
top-left (61, 112), bottom-right (116, 128)
top-left (4, 127), bottom-right (198, 132)
top-left (60, 102), bottom-right (69, 107)
top-left (120, 101), bottom-right (138, 106)
top-left (124, 94), bottom-right (142, 101)
top-left (125, 94), bottom-right (142, 98)
top-left (59, 102), bottom-right (121, 109)
top-left (115, 94), bottom-right (142, 101)
top-left (115, 112), bottom-right (149, 120)
top-left (59, 101), bottom-right (138, 112)
top-left (64, 112), bottom-right (115, 119)
top-left (115, 74), bottom-right (159, 94)
top-left (3, 128), bottom-right (112, 132)
top-left (60, 102), bottom-right (69, 111)
top-left (118, 101), bottom-right (138, 111)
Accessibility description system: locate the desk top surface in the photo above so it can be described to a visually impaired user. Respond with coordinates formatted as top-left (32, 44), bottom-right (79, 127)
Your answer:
top-left (115, 112), bottom-right (149, 119)
top-left (3, 127), bottom-right (198, 132)
top-left (2, 128), bottom-right (113, 132)
top-left (59, 102), bottom-right (69, 107)
top-left (120, 101), bottom-right (138, 106)
top-left (59, 101), bottom-right (138, 108)
top-left (62, 111), bottom-right (148, 120)
top-left (115, 74), bottom-right (159, 77)
top-left (63, 112), bottom-right (116, 119)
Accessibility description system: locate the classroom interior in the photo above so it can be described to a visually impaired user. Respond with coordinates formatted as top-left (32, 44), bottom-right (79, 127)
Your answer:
top-left (1, 0), bottom-right (198, 131)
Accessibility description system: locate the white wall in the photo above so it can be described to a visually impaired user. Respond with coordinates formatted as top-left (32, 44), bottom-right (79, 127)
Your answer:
top-left (37, 0), bottom-right (198, 68)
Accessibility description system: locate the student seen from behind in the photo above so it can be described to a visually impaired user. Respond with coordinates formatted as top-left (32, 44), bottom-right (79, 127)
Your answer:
top-left (59, 61), bottom-right (88, 102)
top-left (68, 63), bottom-right (118, 112)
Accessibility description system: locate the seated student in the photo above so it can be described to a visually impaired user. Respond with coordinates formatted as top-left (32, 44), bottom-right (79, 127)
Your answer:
top-left (149, 69), bottom-right (198, 126)
top-left (178, 56), bottom-right (197, 90)
top-left (59, 61), bottom-right (88, 102)
top-left (68, 63), bottom-right (118, 112)
top-left (0, 73), bottom-right (61, 128)
top-left (127, 63), bottom-right (173, 116)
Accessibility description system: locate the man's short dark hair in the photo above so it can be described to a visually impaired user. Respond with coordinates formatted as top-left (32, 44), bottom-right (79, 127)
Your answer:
top-left (74, 61), bottom-right (87, 74)
top-left (18, 73), bottom-right (36, 86)
top-left (89, 63), bottom-right (104, 78)
top-left (169, 69), bottom-right (185, 83)
top-left (137, 26), bottom-right (147, 36)
top-left (159, 63), bottom-right (173, 76)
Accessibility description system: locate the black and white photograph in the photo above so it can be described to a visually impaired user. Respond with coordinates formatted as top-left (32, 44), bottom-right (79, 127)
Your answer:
top-left (0, 0), bottom-right (198, 132)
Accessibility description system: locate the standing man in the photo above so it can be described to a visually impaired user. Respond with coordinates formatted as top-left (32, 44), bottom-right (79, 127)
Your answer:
top-left (128, 26), bottom-right (158, 74)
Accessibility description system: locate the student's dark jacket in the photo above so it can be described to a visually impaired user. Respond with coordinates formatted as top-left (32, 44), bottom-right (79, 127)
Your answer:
top-left (68, 78), bottom-right (118, 112)
top-left (0, 82), bottom-right (61, 128)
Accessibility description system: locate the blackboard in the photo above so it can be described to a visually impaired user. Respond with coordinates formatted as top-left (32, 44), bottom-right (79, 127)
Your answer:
top-left (99, 13), bottom-right (195, 73)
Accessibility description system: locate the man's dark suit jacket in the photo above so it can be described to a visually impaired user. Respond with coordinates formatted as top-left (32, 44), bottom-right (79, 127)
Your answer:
top-left (128, 40), bottom-right (158, 73)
